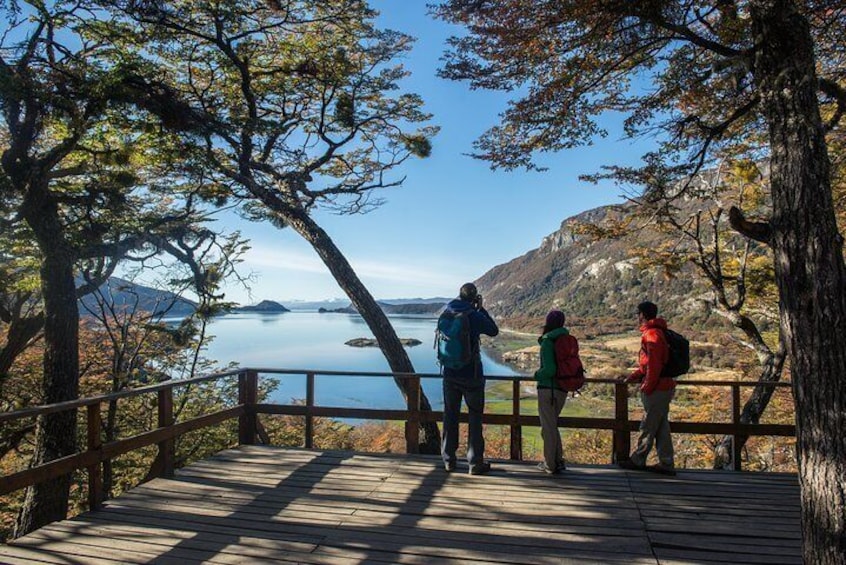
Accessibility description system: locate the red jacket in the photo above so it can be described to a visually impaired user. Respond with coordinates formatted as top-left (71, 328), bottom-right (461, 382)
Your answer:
top-left (626, 317), bottom-right (675, 395)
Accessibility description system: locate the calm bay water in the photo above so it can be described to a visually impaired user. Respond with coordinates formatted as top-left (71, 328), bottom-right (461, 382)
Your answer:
top-left (203, 311), bottom-right (519, 411)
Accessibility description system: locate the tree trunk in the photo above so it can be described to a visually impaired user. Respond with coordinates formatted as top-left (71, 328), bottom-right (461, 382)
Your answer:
top-left (713, 341), bottom-right (787, 469)
top-left (283, 206), bottom-right (441, 454)
top-left (752, 2), bottom-right (846, 562)
top-left (14, 184), bottom-right (80, 537)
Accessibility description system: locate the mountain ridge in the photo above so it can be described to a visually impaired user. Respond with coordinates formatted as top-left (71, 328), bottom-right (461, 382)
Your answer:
top-left (475, 202), bottom-right (709, 327)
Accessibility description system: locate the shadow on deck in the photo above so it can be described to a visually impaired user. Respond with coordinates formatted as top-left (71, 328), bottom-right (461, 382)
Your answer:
top-left (1, 446), bottom-right (800, 564)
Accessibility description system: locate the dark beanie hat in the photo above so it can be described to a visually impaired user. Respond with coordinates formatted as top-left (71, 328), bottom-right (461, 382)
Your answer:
top-left (545, 310), bottom-right (566, 329)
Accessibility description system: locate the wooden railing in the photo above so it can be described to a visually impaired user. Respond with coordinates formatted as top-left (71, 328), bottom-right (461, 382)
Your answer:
top-left (0, 369), bottom-right (795, 513)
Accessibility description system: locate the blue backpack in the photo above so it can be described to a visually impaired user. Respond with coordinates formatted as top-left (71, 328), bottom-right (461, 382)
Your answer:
top-left (435, 310), bottom-right (474, 369)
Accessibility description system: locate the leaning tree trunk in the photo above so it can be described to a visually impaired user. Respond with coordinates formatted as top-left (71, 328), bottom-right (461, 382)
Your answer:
top-left (283, 206), bottom-right (441, 454)
top-left (712, 311), bottom-right (787, 469)
top-left (14, 183), bottom-right (81, 538)
top-left (713, 340), bottom-right (787, 469)
top-left (0, 311), bottom-right (44, 385)
top-left (0, 310), bottom-right (44, 456)
top-left (752, 2), bottom-right (846, 562)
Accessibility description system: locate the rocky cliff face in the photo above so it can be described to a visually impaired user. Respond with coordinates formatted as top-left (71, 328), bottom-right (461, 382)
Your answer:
top-left (476, 203), bottom-right (708, 323)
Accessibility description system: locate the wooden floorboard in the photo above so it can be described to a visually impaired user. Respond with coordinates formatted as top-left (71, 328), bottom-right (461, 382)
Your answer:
top-left (3, 446), bottom-right (801, 564)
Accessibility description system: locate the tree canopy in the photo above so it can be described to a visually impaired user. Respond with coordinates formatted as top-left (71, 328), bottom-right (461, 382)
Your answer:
top-left (435, 1), bottom-right (846, 561)
top-left (107, 0), bottom-right (442, 451)
top-left (0, 0), bottom-right (248, 534)
top-left (436, 1), bottom-right (844, 177)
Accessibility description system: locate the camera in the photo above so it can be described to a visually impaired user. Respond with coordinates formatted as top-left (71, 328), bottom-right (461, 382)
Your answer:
top-left (473, 294), bottom-right (483, 309)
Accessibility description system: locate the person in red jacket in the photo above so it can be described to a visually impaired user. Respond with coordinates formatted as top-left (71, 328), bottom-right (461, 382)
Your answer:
top-left (618, 301), bottom-right (677, 475)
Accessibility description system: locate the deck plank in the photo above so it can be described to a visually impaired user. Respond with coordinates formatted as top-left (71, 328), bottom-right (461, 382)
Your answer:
top-left (2, 446), bottom-right (801, 564)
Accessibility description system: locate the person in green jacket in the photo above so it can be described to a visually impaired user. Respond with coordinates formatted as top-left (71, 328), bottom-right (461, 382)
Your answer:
top-left (533, 310), bottom-right (570, 474)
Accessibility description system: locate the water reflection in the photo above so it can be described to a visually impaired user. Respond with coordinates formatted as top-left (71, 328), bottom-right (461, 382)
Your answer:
top-left (204, 311), bottom-right (518, 410)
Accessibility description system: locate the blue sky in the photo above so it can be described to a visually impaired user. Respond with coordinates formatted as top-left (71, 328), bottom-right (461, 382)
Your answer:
top-left (219, 1), bottom-right (655, 305)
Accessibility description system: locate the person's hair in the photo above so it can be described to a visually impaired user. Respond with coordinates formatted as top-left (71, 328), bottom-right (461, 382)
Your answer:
top-left (459, 283), bottom-right (478, 302)
top-left (542, 309), bottom-right (566, 336)
top-left (637, 301), bottom-right (658, 320)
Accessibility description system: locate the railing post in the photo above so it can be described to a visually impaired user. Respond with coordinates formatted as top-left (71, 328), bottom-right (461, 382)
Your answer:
top-left (238, 370), bottom-right (258, 445)
top-left (87, 403), bottom-right (103, 510)
top-left (405, 376), bottom-right (421, 455)
top-left (510, 380), bottom-right (522, 460)
top-left (305, 372), bottom-right (315, 449)
top-left (157, 388), bottom-right (175, 478)
top-left (613, 382), bottom-right (631, 463)
top-left (731, 384), bottom-right (742, 471)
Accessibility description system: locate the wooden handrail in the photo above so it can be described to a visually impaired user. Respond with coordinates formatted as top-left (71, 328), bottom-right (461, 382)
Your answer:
top-left (0, 369), bottom-right (242, 423)
top-left (1, 406), bottom-right (243, 496)
top-left (0, 371), bottom-right (793, 424)
top-left (0, 368), bottom-right (796, 507)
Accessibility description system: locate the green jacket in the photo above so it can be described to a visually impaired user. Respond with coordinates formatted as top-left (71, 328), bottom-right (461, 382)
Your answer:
top-left (533, 327), bottom-right (570, 388)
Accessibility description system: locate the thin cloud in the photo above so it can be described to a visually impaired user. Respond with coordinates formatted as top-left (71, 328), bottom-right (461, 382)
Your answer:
top-left (352, 258), bottom-right (451, 287)
top-left (246, 245), bottom-right (457, 288)
top-left (247, 247), bottom-right (326, 274)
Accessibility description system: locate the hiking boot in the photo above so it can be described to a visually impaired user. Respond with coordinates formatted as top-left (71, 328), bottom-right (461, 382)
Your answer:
top-left (444, 461), bottom-right (456, 472)
top-left (617, 459), bottom-right (647, 471)
top-left (469, 462), bottom-right (491, 475)
top-left (648, 463), bottom-right (677, 476)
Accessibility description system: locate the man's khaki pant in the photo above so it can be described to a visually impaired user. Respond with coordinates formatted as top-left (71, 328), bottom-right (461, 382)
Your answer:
top-left (630, 389), bottom-right (675, 468)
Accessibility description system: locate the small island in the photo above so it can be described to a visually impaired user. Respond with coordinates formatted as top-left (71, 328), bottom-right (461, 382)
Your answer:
top-left (237, 300), bottom-right (290, 313)
top-left (345, 337), bottom-right (422, 348)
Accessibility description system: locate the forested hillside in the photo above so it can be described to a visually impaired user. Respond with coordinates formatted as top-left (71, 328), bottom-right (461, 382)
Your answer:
top-left (477, 202), bottom-right (713, 328)
top-left (78, 277), bottom-right (197, 318)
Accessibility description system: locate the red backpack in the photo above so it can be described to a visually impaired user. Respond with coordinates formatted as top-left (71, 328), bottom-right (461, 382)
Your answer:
top-left (554, 334), bottom-right (585, 391)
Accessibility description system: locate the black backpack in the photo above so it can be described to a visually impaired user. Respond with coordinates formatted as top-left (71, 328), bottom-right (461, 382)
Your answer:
top-left (661, 329), bottom-right (690, 378)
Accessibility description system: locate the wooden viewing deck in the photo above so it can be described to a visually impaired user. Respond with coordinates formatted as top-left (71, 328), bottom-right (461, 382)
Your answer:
top-left (1, 445), bottom-right (801, 565)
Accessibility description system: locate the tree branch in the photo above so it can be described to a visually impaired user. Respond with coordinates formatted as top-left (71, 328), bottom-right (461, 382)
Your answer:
top-left (819, 77), bottom-right (846, 131)
top-left (729, 205), bottom-right (771, 245)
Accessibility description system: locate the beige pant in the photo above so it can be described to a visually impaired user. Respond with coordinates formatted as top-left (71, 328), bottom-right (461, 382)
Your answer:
top-left (630, 389), bottom-right (675, 468)
top-left (537, 388), bottom-right (568, 470)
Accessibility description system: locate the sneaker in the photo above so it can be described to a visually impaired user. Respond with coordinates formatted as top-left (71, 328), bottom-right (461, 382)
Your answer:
top-left (537, 461), bottom-right (553, 474)
top-left (444, 461), bottom-right (456, 472)
top-left (617, 459), bottom-right (647, 471)
top-left (538, 461), bottom-right (567, 475)
top-left (647, 463), bottom-right (677, 476)
top-left (469, 462), bottom-right (491, 475)
top-left (537, 461), bottom-right (563, 474)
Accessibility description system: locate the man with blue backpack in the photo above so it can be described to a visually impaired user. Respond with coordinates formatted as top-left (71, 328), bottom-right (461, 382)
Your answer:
top-left (436, 283), bottom-right (499, 475)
